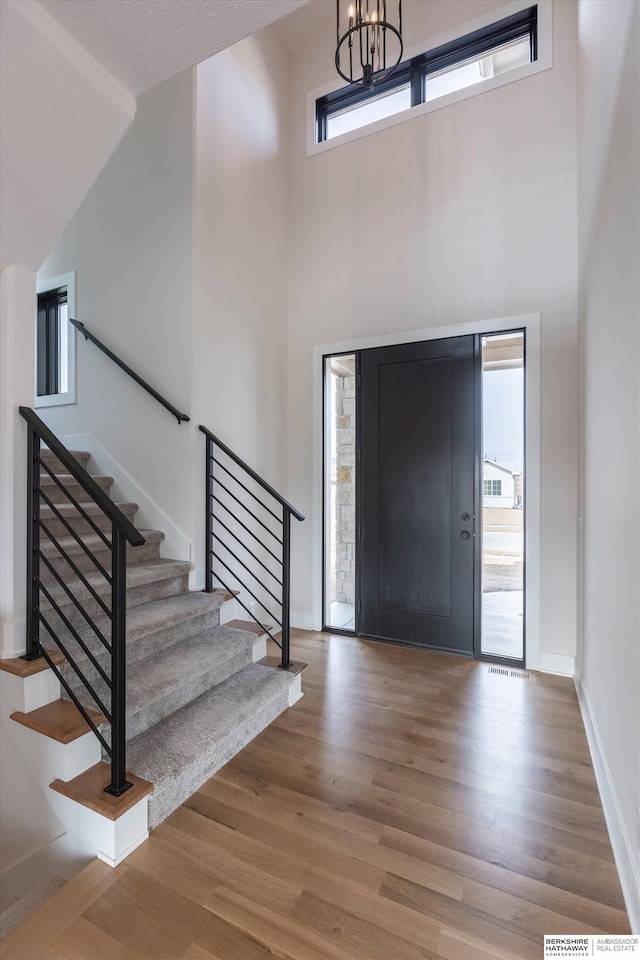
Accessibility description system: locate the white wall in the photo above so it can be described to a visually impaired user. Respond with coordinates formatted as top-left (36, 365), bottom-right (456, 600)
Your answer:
top-left (192, 30), bottom-right (291, 586)
top-left (0, 0), bottom-right (135, 272)
top-left (576, 0), bottom-right (639, 930)
top-left (285, 0), bottom-right (580, 668)
top-left (38, 71), bottom-right (195, 557)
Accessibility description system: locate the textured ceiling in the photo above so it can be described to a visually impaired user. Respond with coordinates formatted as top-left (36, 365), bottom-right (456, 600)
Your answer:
top-left (41, 0), bottom-right (312, 96)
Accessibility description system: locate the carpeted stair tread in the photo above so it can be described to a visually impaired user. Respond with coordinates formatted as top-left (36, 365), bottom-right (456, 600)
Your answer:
top-left (40, 472), bottom-right (113, 490)
top-left (48, 592), bottom-right (226, 677)
top-left (40, 450), bottom-right (91, 474)
top-left (113, 591), bottom-right (224, 640)
top-left (40, 500), bottom-right (138, 518)
top-left (127, 663), bottom-right (293, 827)
top-left (67, 625), bottom-right (258, 742)
top-left (40, 527), bottom-right (164, 561)
top-left (40, 558), bottom-right (192, 609)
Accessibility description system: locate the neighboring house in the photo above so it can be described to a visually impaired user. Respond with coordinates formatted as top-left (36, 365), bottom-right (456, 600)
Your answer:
top-left (482, 457), bottom-right (522, 509)
top-left (0, 0), bottom-right (638, 932)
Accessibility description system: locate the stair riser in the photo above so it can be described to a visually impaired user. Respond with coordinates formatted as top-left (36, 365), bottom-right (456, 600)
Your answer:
top-left (50, 607), bottom-right (223, 688)
top-left (40, 454), bottom-right (90, 475)
top-left (39, 539), bottom-right (162, 582)
top-left (39, 478), bottom-right (113, 502)
top-left (40, 575), bottom-right (190, 634)
top-left (39, 506), bottom-right (137, 538)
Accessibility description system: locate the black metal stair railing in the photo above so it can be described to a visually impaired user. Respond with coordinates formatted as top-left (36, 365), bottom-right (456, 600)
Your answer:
top-left (19, 406), bottom-right (144, 796)
top-left (199, 426), bottom-right (304, 669)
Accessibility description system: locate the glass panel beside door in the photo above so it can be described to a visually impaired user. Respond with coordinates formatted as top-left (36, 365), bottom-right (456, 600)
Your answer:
top-left (323, 354), bottom-right (357, 632)
top-left (480, 331), bottom-right (525, 661)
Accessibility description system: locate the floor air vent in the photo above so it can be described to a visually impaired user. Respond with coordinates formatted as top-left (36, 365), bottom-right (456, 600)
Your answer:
top-left (488, 667), bottom-right (531, 680)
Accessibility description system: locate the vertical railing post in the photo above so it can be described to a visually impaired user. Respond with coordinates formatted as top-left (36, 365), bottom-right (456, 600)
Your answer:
top-left (23, 426), bottom-right (42, 661)
top-left (205, 438), bottom-right (213, 593)
top-left (280, 509), bottom-right (292, 669)
top-left (105, 524), bottom-right (131, 796)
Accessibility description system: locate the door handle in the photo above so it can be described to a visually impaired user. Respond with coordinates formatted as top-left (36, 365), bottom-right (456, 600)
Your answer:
top-left (460, 530), bottom-right (471, 540)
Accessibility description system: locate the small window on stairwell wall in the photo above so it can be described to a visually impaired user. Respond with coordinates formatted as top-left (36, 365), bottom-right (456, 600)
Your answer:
top-left (35, 271), bottom-right (76, 408)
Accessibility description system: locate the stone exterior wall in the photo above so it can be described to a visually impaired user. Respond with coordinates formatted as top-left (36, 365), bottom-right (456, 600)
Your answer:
top-left (335, 373), bottom-right (356, 604)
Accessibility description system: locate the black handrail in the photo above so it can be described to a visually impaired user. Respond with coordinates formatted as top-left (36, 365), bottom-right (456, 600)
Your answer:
top-left (199, 426), bottom-right (304, 521)
top-left (69, 319), bottom-right (190, 425)
top-left (20, 407), bottom-right (143, 796)
top-left (200, 426), bottom-right (304, 669)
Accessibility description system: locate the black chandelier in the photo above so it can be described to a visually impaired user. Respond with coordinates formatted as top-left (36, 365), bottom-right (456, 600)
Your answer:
top-left (335, 0), bottom-right (403, 90)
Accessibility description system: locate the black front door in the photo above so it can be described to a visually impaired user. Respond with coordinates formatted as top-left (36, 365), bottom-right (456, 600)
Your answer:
top-left (359, 336), bottom-right (477, 654)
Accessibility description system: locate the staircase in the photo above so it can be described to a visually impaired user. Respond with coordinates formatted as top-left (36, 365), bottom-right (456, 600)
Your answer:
top-left (6, 446), bottom-right (302, 846)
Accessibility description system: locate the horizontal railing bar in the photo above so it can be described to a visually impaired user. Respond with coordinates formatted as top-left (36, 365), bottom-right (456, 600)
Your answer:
top-left (39, 478), bottom-right (112, 553)
top-left (19, 407), bottom-right (144, 546)
top-left (39, 551), bottom-right (112, 641)
top-left (39, 512), bottom-right (112, 583)
top-left (69, 320), bottom-right (190, 426)
top-left (209, 549), bottom-right (282, 628)
top-left (211, 518), bottom-right (283, 584)
top-left (206, 570), bottom-right (282, 650)
top-left (210, 494), bottom-right (283, 565)
top-left (38, 613), bottom-right (112, 721)
top-left (210, 477), bottom-right (283, 544)
top-left (38, 647), bottom-right (112, 756)
top-left (39, 582), bottom-right (112, 681)
top-left (210, 532), bottom-right (282, 604)
top-left (38, 526), bottom-right (112, 619)
top-left (200, 425), bottom-right (304, 522)
top-left (211, 456), bottom-right (283, 524)
top-left (39, 458), bottom-right (114, 550)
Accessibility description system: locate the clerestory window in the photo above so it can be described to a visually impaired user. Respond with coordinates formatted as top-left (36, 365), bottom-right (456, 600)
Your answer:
top-left (314, 4), bottom-right (542, 147)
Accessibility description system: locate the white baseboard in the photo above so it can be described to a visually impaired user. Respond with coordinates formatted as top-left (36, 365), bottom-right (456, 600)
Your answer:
top-left (574, 675), bottom-right (640, 933)
top-left (291, 612), bottom-right (315, 631)
top-left (56, 433), bottom-right (192, 563)
top-left (539, 651), bottom-right (575, 677)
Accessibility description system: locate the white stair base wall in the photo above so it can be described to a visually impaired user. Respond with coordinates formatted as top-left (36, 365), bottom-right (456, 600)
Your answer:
top-left (51, 792), bottom-right (149, 869)
top-left (1, 669), bottom-right (61, 715)
top-left (2, 671), bottom-right (149, 870)
top-left (288, 673), bottom-right (303, 707)
top-left (252, 636), bottom-right (267, 661)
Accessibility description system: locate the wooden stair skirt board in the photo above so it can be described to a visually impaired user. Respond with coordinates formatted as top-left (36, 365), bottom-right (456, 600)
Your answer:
top-left (6, 449), bottom-right (302, 865)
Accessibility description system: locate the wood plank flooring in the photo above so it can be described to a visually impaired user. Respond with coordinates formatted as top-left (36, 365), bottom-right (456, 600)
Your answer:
top-left (2, 629), bottom-right (630, 959)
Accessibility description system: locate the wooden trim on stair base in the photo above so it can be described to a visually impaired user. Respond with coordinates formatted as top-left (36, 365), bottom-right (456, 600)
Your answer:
top-left (257, 656), bottom-right (307, 676)
top-left (50, 762), bottom-right (153, 820)
top-left (10, 700), bottom-right (105, 744)
top-left (0, 649), bottom-right (64, 677)
top-left (210, 588), bottom-right (240, 602)
top-left (227, 619), bottom-right (273, 636)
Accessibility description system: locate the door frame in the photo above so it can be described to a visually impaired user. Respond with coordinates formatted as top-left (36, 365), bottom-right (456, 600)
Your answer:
top-left (312, 313), bottom-right (541, 671)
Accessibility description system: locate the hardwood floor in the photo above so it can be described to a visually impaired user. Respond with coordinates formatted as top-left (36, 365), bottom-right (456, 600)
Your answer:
top-left (2, 629), bottom-right (630, 959)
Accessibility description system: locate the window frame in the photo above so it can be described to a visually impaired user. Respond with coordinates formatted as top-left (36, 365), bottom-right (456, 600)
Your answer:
top-left (317, 5), bottom-right (537, 143)
top-left (35, 271), bottom-right (77, 408)
top-left (484, 479), bottom-right (503, 497)
top-left (308, 0), bottom-right (551, 156)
